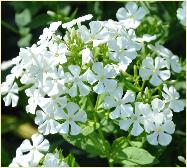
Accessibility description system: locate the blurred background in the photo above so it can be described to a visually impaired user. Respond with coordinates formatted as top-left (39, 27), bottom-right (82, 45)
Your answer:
top-left (1, 1), bottom-right (186, 167)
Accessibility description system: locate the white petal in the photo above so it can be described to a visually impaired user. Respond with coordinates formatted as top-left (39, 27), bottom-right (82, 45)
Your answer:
top-left (3, 94), bottom-right (11, 106)
top-left (139, 68), bottom-right (152, 80)
top-left (35, 110), bottom-right (47, 125)
top-left (89, 21), bottom-right (102, 36)
top-left (109, 106), bottom-right (121, 119)
top-left (54, 109), bottom-right (68, 120)
top-left (170, 56), bottom-right (181, 73)
top-left (58, 121), bottom-right (69, 134)
top-left (93, 81), bottom-right (105, 94)
top-left (147, 132), bottom-right (158, 145)
top-left (38, 121), bottom-right (50, 135)
top-left (142, 57), bottom-right (154, 69)
top-left (158, 70), bottom-right (171, 81)
top-left (122, 90), bottom-right (135, 103)
top-left (37, 139), bottom-right (49, 152)
top-left (116, 7), bottom-right (128, 21)
top-left (103, 79), bottom-right (117, 93)
top-left (162, 121), bottom-right (175, 134)
top-left (82, 48), bottom-right (93, 65)
top-left (10, 93), bottom-right (19, 107)
top-left (70, 122), bottom-right (81, 135)
top-left (155, 57), bottom-right (167, 69)
top-left (68, 84), bottom-right (77, 97)
top-left (81, 69), bottom-right (97, 85)
top-left (92, 62), bottom-right (104, 75)
top-left (134, 7), bottom-right (148, 20)
top-left (77, 81), bottom-right (90, 96)
top-left (131, 121), bottom-right (144, 136)
top-left (31, 134), bottom-right (43, 147)
top-left (151, 98), bottom-right (165, 111)
top-left (119, 119), bottom-right (133, 131)
top-left (104, 96), bottom-right (117, 109)
top-left (120, 104), bottom-right (133, 117)
top-left (158, 132), bottom-right (172, 146)
top-left (150, 74), bottom-right (162, 86)
top-left (68, 65), bottom-right (80, 77)
top-left (126, 2), bottom-right (138, 14)
top-left (66, 102), bottom-right (79, 115)
top-left (74, 109), bottom-right (87, 122)
top-left (19, 139), bottom-right (33, 152)
top-left (169, 100), bottom-right (184, 112)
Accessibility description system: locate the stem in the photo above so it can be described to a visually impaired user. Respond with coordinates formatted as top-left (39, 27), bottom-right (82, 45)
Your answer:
top-left (141, 80), bottom-right (145, 91)
top-left (18, 84), bottom-right (33, 92)
top-left (1, 20), bottom-right (20, 35)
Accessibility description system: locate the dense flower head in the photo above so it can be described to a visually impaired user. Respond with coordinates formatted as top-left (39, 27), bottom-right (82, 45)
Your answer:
top-left (2, 2), bottom-right (185, 166)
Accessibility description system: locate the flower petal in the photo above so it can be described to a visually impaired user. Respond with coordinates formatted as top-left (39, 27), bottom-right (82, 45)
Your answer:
top-left (147, 132), bottom-right (158, 145)
top-left (70, 121), bottom-right (81, 135)
top-left (158, 132), bottom-right (172, 146)
top-left (131, 121), bottom-right (144, 136)
top-left (119, 119), bottom-right (133, 131)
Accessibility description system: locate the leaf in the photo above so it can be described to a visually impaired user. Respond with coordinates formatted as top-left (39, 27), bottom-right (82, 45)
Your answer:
top-left (28, 14), bottom-right (51, 29)
top-left (123, 80), bottom-right (141, 92)
top-left (110, 137), bottom-right (158, 166)
top-left (15, 9), bottom-right (31, 27)
top-left (82, 121), bottom-right (100, 136)
top-left (17, 33), bottom-right (32, 47)
top-left (62, 132), bottom-right (110, 157)
top-left (65, 153), bottom-right (80, 167)
top-left (19, 27), bottom-right (30, 36)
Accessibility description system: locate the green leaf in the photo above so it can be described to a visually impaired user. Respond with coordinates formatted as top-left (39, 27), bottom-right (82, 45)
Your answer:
top-left (82, 121), bottom-right (100, 136)
top-left (123, 80), bottom-right (141, 92)
top-left (15, 9), bottom-right (31, 27)
top-left (63, 132), bottom-right (110, 157)
top-left (110, 137), bottom-right (158, 166)
top-left (19, 27), bottom-right (30, 36)
top-left (28, 14), bottom-right (51, 29)
top-left (17, 34), bottom-right (32, 47)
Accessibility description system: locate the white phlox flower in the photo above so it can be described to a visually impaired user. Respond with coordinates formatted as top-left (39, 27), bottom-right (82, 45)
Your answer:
top-left (119, 102), bottom-right (146, 136)
top-left (146, 120), bottom-right (175, 146)
top-left (2, 74), bottom-right (19, 107)
top-left (42, 153), bottom-right (69, 167)
top-left (9, 133), bottom-right (49, 167)
top-left (83, 62), bottom-right (118, 94)
top-left (148, 44), bottom-right (182, 73)
top-left (116, 2), bottom-right (148, 29)
top-left (65, 65), bottom-right (91, 97)
top-left (57, 102), bottom-right (87, 135)
top-left (78, 21), bottom-right (109, 47)
top-left (35, 100), bottom-right (67, 135)
top-left (162, 84), bottom-right (184, 112)
top-left (139, 57), bottom-right (171, 86)
top-left (103, 86), bottom-right (135, 119)
top-left (42, 66), bottom-right (67, 96)
top-left (177, 1), bottom-right (186, 26)
top-left (108, 36), bottom-right (138, 71)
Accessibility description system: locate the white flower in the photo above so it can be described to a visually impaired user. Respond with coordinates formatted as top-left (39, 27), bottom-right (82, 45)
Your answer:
top-left (142, 98), bottom-right (173, 133)
top-left (147, 120), bottom-right (175, 146)
top-left (35, 101), bottom-right (66, 135)
top-left (108, 37), bottom-right (137, 71)
top-left (116, 2), bottom-right (148, 29)
top-left (1, 59), bottom-right (14, 71)
top-left (57, 102), bottom-right (87, 135)
top-left (162, 84), bottom-right (184, 112)
top-left (139, 57), bottom-right (171, 86)
top-left (65, 65), bottom-right (91, 97)
top-left (9, 133), bottom-right (49, 167)
top-left (1, 74), bottom-right (19, 107)
top-left (119, 102), bottom-right (146, 136)
top-left (104, 86), bottom-right (135, 119)
top-left (82, 48), bottom-right (93, 65)
top-left (42, 67), bottom-right (67, 96)
top-left (78, 21), bottom-right (109, 47)
top-left (148, 44), bottom-right (182, 73)
top-left (42, 153), bottom-right (69, 167)
top-left (26, 89), bottom-right (44, 114)
top-left (84, 62), bottom-right (118, 94)
top-left (62, 14), bottom-right (93, 29)
top-left (49, 42), bottom-right (67, 65)
top-left (177, 1), bottom-right (186, 26)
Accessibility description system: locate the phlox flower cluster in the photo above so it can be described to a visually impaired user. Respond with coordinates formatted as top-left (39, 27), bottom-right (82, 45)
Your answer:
top-left (2, 2), bottom-right (185, 167)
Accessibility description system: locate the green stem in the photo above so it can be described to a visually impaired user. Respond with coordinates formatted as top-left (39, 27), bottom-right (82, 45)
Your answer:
top-left (141, 80), bottom-right (146, 91)
top-left (18, 84), bottom-right (33, 92)
top-left (1, 20), bottom-right (20, 35)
